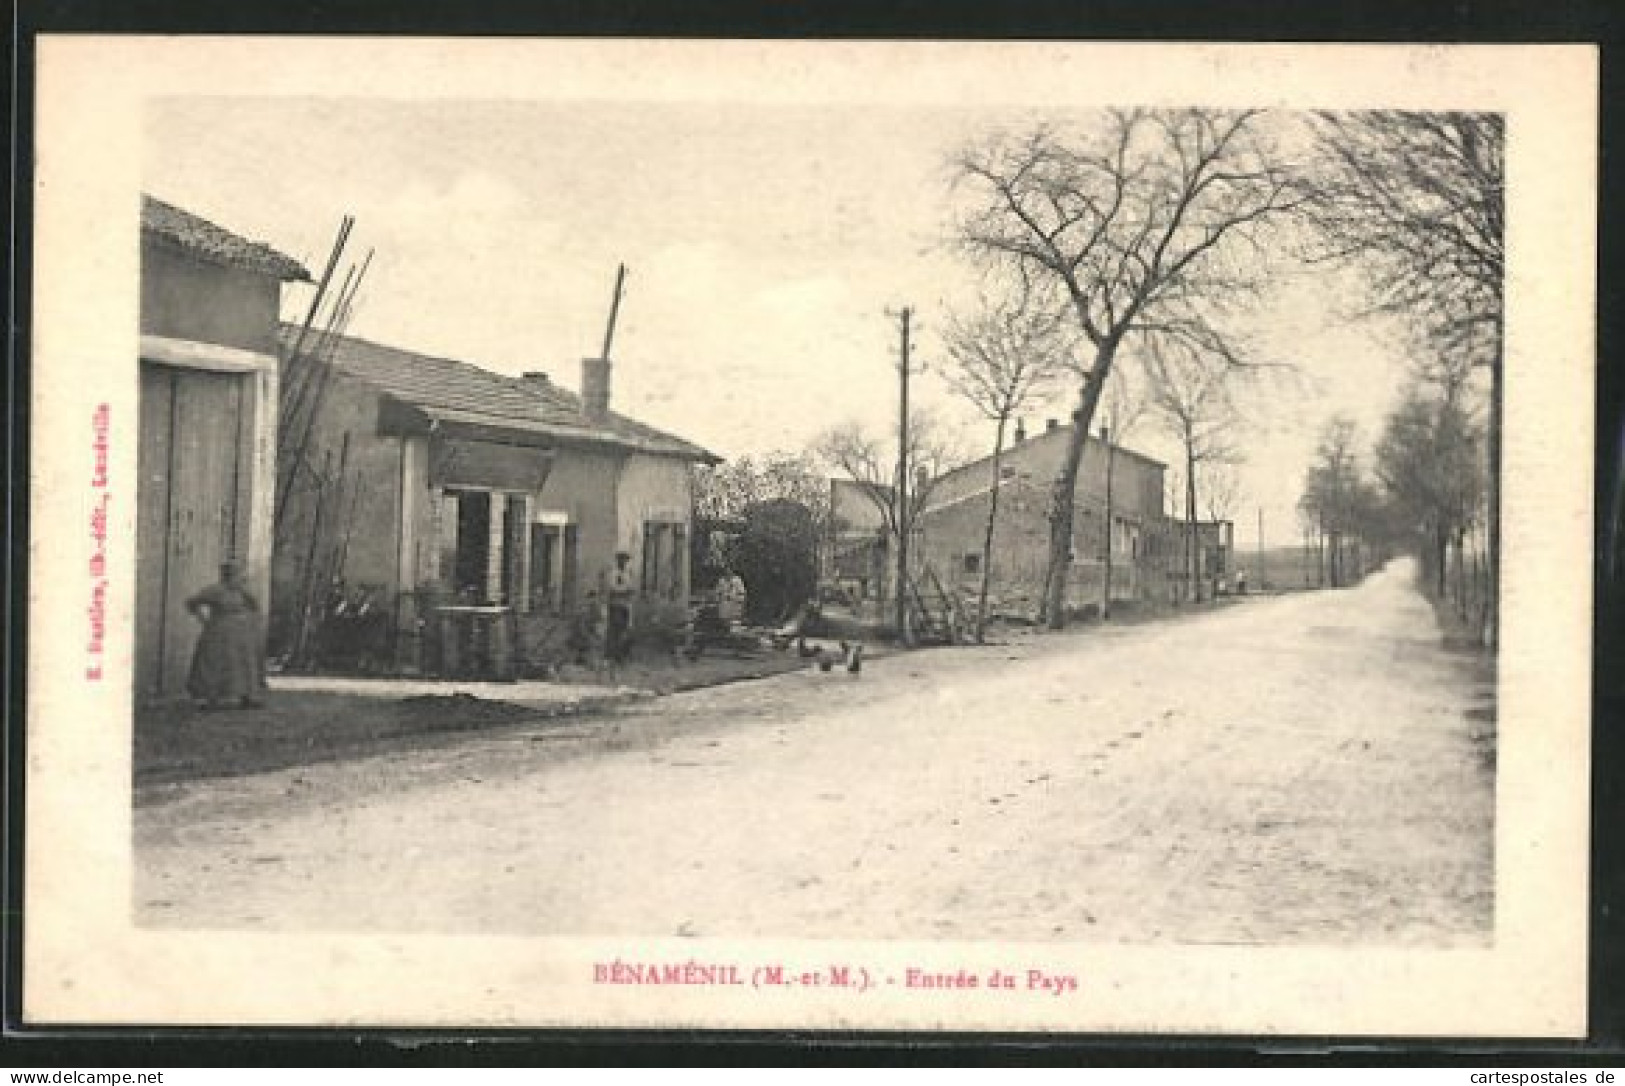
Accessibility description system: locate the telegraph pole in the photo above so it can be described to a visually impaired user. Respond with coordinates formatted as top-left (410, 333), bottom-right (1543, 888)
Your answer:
top-left (1101, 420), bottom-right (1114, 620)
top-left (1257, 506), bottom-right (1264, 592)
top-left (895, 307), bottom-right (913, 646)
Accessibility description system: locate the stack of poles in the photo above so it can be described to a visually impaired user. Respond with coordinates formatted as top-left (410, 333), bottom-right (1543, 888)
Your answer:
top-left (273, 215), bottom-right (377, 669)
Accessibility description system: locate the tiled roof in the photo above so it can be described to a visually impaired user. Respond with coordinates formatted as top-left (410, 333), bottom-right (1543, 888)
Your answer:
top-left (918, 474), bottom-right (1047, 517)
top-left (141, 195), bottom-right (310, 281)
top-left (281, 324), bottom-right (718, 463)
top-left (931, 421), bottom-right (1166, 491)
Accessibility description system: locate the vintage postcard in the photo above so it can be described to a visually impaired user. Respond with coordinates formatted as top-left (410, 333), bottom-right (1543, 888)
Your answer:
top-left (25, 38), bottom-right (1595, 1034)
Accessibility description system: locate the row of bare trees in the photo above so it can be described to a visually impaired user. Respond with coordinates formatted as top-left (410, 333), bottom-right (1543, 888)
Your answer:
top-left (743, 109), bottom-right (1284, 638)
top-left (951, 109), bottom-right (1306, 628)
top-left (697, 108), bottom-right (1502, 648)
top-left (1305, 111), bottom-right (1503, 646)
top-left (1295, 372), bottom-right (1491, 632)
top-left (944, 107), bottom-right (1501, 640)
top-left (1298, 416), bottom-right (1387, 589)
top-left (1374, 378), bottom-right (1490, 626)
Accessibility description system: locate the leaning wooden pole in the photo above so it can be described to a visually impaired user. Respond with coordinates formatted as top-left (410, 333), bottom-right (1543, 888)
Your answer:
top-left (280, 217), bottom-right (353, 427)
top-left (601, 263), bottom-right (627, 360)
top-left (282, 262), bottom-right (358, 437)
top-left (277, 261), bottom-right (359, 532)
top-left (276, 249), bottom-right (373, 535)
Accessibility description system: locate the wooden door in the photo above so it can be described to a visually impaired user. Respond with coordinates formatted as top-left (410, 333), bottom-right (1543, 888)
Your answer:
top-left (529, 524), bottom-right (557, 611)
top-left (135, 363), bottom-right (247, 699)
top-left (135, 366), bottom-right (175, 699)
top-left (501, 494), bottom-right (527, 607)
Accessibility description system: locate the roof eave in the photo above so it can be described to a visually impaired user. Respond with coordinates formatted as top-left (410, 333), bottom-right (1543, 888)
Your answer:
top-left (144, 230), bottom-right (312, 283)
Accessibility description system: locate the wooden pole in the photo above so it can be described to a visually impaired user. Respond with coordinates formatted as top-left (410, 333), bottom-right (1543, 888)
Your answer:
top-left (280, 262), bottom-right (357, 440)
top-left (601, 264), bottom-right (627, 360)
top-left (1102, 421), bottom-right (1114, 619)
top-left (286, 216), bottom-right (353, 366)
top-left (895, 307), bottom-right (912, 646)
top-left (293, 449), bottom-right (334, 668)
top-left (276, 250), bottom-right (373, 535)
top-left (277, 260), bottom-right (358, 528)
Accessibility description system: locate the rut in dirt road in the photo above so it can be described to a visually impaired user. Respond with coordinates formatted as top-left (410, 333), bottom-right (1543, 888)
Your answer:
top-left (136, 559), bottom-right (1493, 945)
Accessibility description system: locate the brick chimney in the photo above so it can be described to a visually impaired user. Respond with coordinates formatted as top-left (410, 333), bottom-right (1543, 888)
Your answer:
top-left (521, 370), bottom-right (551, 389)
top-left (580, 357), bottom-right (611, 423)
top-left (1013, 418), bottom-right (1027, 443)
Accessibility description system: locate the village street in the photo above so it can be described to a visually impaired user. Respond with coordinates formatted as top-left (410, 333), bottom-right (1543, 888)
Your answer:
top-left (135, 559), bottom-right (1493, 945)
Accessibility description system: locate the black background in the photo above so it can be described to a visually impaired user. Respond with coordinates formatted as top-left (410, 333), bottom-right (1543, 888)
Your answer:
top-left (7, 0), bottom-right (1623, 1067)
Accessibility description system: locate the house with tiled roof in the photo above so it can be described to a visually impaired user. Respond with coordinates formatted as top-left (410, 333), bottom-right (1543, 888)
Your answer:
top-left (270, 325), bottom-right (719, 676)
top-left (137, 195), bottom-right (310, 701)
top-left (913, 417), bottom-right (1176, 617)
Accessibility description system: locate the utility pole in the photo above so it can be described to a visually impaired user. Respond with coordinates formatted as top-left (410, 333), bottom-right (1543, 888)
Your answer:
top-left (1101, 421), bottom-right (1114, 620)
top-left (895, 307), bottom-right (913, 646)
top-left (1257, 506), bottom-right (1264, 591)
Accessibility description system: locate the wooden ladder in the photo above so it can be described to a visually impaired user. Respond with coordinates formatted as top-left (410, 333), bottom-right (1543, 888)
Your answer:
top-left (906, 565), bottom-right (967, 644)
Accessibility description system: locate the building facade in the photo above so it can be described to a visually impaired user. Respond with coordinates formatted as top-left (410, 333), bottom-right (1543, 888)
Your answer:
top-left (914, 419), bottom-right (1172, 617)
top-left (271, 328), bottom-right (717, 675)
top-left (1166, 517), bottom-right (1236, 598)
top-left (136, 196), bottom-right (309, 701)
top-left (824, 477), bottom-right (891, 601)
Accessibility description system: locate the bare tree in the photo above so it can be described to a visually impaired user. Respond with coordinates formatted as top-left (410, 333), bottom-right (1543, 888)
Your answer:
top-left (1144, 336), bottom-right (1241, 601)
top-left (953, 109), bottom-right (1308, 627)
top-left (1203, 461), bottom-right (1242, 526)
top-left (1306, 110), bottom-right (1503, 642)
top-left (942, 292), bottom-right (1066, 639)
top-left (813, 413), bottom-right (961, 578)
top-left (1373, 381), bottom-right (1485, 611)
top-left (1300, 415), bottom-right (1372, 588)
top-left (1098, 358), bottom-right (1149, 445)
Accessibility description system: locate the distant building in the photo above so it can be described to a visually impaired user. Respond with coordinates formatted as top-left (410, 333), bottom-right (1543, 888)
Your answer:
top-left (824, 477), bottom-right (890, 601)
top-left (914, 416), bottom-right (1172, 616)
top-left (271, 327), bottom-right (718, 675)
top-left (1167, 517), bottom-right (1235, 598)
top-left (136, 196), bottom-right (309, 701)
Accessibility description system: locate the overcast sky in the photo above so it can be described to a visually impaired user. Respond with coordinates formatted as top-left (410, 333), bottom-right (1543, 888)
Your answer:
top-left (145, 97), bottom-right (1410, 555)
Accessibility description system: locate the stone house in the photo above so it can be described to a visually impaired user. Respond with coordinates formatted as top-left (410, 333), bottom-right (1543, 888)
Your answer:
top-left (136, 195), bottom-right (309, 701)
top-left (271, 327), bottom-right (717, 674)
top-left (914, 417), bottom-right (1173, 616)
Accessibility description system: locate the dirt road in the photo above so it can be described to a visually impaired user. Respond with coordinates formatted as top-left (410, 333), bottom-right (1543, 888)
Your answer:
top-left (135, 559), bottom-right (1494, 944)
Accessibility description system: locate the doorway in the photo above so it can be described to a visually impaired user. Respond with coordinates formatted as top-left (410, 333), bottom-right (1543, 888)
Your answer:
top-left (135, 362), bottom-right (248, 699)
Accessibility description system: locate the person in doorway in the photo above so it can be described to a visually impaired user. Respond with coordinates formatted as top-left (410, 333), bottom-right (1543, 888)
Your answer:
top-left (186, 558), bottom-right (266, 710)
top-left (605, 550), bottom-right (636, 664)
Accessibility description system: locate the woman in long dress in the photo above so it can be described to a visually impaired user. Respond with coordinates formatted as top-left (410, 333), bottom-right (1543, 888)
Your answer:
top-left (186, 559), bottom-right (266, 709)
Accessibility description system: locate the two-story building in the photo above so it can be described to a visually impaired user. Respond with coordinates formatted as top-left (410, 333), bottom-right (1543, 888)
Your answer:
top-left (914, 417), bottom-right (1172, 618)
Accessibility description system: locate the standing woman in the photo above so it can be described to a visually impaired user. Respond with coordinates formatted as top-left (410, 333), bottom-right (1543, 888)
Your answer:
top-left (186, 559), bottom-right (267, 709)
top-left (604, 550), bottom-right (636, 664)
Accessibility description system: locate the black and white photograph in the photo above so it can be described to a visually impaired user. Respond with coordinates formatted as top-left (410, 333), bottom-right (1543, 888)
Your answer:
top-left (24, 38), bottom-right (1595, 1034)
